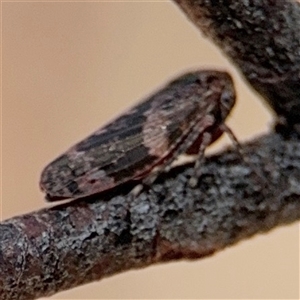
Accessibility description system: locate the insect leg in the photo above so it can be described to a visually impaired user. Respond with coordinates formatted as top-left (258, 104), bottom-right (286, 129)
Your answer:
top-left (189, 131), bottom-right (213, 188)
top-left (221, 124), bottom-right (268, 187)
top-left (220, 124), bottom-right (243, 156)
top-left (131, 120), bottom-right (212, 197)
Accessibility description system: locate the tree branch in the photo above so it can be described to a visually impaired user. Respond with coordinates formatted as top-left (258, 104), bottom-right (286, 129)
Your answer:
top-left (173, 0), bottom-right (300, 130)
top-left (1, 133), bottom-right (300, 300)
top-left (1, 1), bottom-right (300, 299)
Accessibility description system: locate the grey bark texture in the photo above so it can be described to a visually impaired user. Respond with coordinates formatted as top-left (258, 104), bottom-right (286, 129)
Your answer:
top-left (173, 0), bottom-right (300, 130)
top-left (1, 1), bottom-right (300, 299)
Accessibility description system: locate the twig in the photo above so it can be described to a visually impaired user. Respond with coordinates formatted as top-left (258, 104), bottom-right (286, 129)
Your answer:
top-left (1, 133), bottom-right (300, 300)
top-left (173, 0), bottom-right (300, 130)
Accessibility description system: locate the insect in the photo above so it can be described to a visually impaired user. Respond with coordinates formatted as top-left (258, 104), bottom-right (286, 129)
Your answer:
top-left (40, 70), bottom-right (236, 201)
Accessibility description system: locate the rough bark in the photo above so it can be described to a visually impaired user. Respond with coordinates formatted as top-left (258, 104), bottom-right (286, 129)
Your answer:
top-left (173, 0), bottom-right (300, 131)
top-left (1, 1), bottom-right (300, 299)
top-left (1, 133), bottom-right (300, 300)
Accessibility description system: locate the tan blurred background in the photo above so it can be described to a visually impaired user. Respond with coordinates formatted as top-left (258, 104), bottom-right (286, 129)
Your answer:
top-left (2, 1), bottom-right (299, 299)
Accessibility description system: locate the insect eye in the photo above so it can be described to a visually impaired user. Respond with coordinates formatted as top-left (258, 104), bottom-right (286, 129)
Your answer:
top-left (220, 90), bottom-right (232, 108)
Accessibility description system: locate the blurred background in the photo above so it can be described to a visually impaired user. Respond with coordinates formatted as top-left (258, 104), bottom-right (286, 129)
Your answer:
top-left (2, 1), bottom-right (299, 299)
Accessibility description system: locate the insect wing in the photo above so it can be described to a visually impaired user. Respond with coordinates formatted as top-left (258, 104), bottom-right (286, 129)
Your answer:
top-left (40, 80), bottom-right (202, 200)
top-left (40, 70), bottom-right (235, 201)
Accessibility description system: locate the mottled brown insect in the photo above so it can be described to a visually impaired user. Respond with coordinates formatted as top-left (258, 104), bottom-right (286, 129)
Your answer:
top-left (40, 70), bottom-right (236, 201)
